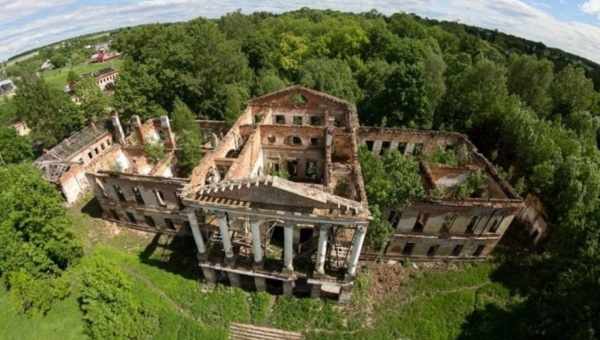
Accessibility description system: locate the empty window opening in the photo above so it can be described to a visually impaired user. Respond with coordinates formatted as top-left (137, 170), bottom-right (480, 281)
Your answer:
top-left (452, 244), bottom-right (464, 256)
top-left (107, 139), bottom-right (111, 145)
top-left (413, 143), bottom-right (424, 156)
top-left (275, 115), bottom-right (286, 124)
top-left (145, 215), bottom-right (156, 227)
top-left (290, 136), bottom-right (302, 145)
top-left (310, 116), bottom-right (322, 126)
top-left (113, 185), bottom-right (126, 202)
top-left (465, 216), bottom-right (479, 234)
top-left (126, 212), bottom-right (137, 223)
top-left (473, 245), bottom-right (485, 257)
top-left (287, 160), bottom-right (298, 178)
top-left (268, 159), bottom-right (280, 174)
top-left (293, 116), bottom-right (303, 125)
top-left (380, 141), bottom-right (391, 155)
top-left (388, 210), bottom-right (401, 227)
top-left (101, 143), bottom-right (105, 150)
top-left (154, 190), bottom-right (167, 207)
top-left (109, 209), bottom-right (120, 220)
top-left (132, 187), bottom-right (145, 205)
top-left (88, 152), bottom-right (93, 160)
top-left (427, 245), bottom-right (440, 257)
top-left (366, 140), bottom-right (374, 151)
top-left (267, 135), bottom-right (276, 144)
top-left (488, 219), bottom-right (500, 233)
top-left (95, 147), bottom-right (99, 155)
top-left (305, 160), bottom-right (319, 180)
top-left (165, 218), bottom-right (176, 230)
top-left (310, 137), bottom-right (320, 146)
top-left (402, 242), bottom-right (415, 255)
top-left (412, 213), bottom-right (428, 232)
top-left (398, 142), bottom-right (407, 154)
top-left (441, 214), bottom-right (457, 233)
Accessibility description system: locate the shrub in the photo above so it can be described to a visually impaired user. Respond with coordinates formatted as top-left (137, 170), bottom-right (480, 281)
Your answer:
top-left (79, 255), bottom-right (159, 339)
top-left (6, 271), bottom-right (70, 316)
top-left (143, 141), bottom-right (166, 164)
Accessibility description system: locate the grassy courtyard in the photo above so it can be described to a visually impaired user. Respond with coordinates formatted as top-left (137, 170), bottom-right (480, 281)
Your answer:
top-left (0, 196), bottom-right (523, 339)
top-left (41, 59), bottom-right (123, 91)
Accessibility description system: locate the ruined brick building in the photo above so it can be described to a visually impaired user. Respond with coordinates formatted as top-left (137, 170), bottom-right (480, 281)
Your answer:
top-left (38, 86), bottom-right (523, 301)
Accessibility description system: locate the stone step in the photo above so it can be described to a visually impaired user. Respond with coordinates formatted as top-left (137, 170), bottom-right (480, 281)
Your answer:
top-left (229, 323), bottom-right (303, 340)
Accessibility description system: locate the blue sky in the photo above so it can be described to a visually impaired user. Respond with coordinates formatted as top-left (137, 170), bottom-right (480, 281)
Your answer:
top-left (3, 0), bottom-right (600, 63)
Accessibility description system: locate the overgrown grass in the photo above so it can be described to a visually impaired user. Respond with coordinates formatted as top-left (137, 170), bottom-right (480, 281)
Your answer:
top-left (0, 197), bottom-right (521, 339)
top-left (0, 288), bottom-right (86, 340)
top-left (41, 59), bottom-right (123, 91)
top-left (357, 263), bottom-right (523, 340)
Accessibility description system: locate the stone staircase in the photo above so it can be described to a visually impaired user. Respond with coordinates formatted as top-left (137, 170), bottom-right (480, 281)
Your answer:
top-left (229, 323), bottom-right (303, 340)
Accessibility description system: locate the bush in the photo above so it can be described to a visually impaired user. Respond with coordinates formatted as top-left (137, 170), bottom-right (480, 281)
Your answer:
top-left (6, 271), bottom-right (70, 316)
top-left (143, 141), bottom-right (166, 164)
top-left (79, 255), bottom-right (159, 339)
top-left (249, 292), bottom-right (272, 324)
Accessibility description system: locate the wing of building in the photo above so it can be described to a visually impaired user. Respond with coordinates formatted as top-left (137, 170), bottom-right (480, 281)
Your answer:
top-left (36, 85), bottom-right (523, 302)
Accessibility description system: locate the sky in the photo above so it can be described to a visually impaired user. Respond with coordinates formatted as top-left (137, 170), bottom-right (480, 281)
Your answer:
top-left (3, 0), bottom-right (600, 63)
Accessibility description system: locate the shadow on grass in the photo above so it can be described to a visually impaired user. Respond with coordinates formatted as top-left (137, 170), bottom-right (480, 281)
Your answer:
top-left (80, 196), bottom-right (103, 218)
top-left (457, 303), bottom-right (530, 340)
top-left (138, 233), bottom-right (199, 281)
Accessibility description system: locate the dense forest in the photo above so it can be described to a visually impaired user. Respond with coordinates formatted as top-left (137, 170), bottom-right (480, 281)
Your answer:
top-left (1, 8), bottom-right (600, 339)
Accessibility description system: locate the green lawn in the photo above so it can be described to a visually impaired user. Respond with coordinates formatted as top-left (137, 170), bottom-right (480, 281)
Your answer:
top-left (0, 196), bottom-right (522, 339)
top-left (41, 59), bottom-right (123, 91)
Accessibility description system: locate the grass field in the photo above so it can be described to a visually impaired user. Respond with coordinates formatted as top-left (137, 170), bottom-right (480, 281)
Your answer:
top-left (0, 196), bottom-right (521, 339)
top-left (42, 59), bottom-right (123, 91)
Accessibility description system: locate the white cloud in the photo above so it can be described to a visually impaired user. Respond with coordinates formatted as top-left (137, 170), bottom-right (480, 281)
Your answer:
top-left (581, 0), bottom-right (600, 16)
top-left (2, 0), bottom-right (600, 64)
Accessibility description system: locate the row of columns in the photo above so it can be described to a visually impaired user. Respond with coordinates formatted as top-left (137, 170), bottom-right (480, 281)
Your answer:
top-left (186, 209), bottom-right (368, 298)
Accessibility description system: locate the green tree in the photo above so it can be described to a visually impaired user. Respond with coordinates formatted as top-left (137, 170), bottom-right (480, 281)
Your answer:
top-left (551, 65), bottom-right (598, 116)
top-left (171, 98), bottom-right (203, 176)
top-left (75, 77), bottom-right (109, 122)
top-left (299, 58), bottom-right (362, 103)
top-left (0, 127), bottom-right (33, 164)
top-left (507, 54), bottom-right (554, 116)
top-left (255, 69), bottom-right (287, 96)
top-left (15, 75), bottom-right (84, 147)
top-left (79, 255), bottom-right (158, 339)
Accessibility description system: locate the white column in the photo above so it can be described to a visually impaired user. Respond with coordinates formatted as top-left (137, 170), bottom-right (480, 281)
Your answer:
top-left (315, 224), bottom-right (330, 275)
top-left (187, 211), bottom-right (206, 254)
top-left (346, 224), bottom-right (367, 277)
top-left (217, 212), bottom-right (234, 259)
top-left (250, 219), bottom-right (263, 264)
top-left (284, 223), bottom-right (294, 272)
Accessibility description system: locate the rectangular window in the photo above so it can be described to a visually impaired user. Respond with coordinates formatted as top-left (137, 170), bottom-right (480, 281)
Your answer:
top-left (101, 143), bottom-right (105, 150)
top-left (144, 215), bottom-right (155, 227)
top-left (275, 115), bottom-right (286, 124)
top-left (107, 139), bottom-right (111, 145)
top-left (452, 244), bottom-right (464, 256)
top-left (310, 116), bottom-right (322, 126)
top-left (287, 160), bottom-right (298, 178)
top-left (113, 185), bottom-right (126, 202)
top-left (402, 242), bottom-right (415, 255)
top-left (132, 187), bottom-right (145, 205)
top-left (413, 143), bottom-right (424, 156)
top-left (164, 218), bottom-right (176, 230)
top-left (88, 152), bottom-right (93, 160)
top-left (412, 213), bottom-right (428, 232)
top-left (310, 137), bottom-right (320, 146)
top-left (109, 209), bottom-right (120, 220)
top-left (126, 212), bottom-right (137, 223)
top-left (427, 245), bottom-right (439, 257)
top-left (388, 210), bottom-right (401, 227)
top-left (95, 147), bottom-right (99, 155)
top-left (441, 214), bottom-right (457, 233)
top-left (154, 190), bottom-right (167, 207)
top-left (488, 218), bottom-right (501, 233)
top-left (473, 245), bottom-right (485, 257)
top-left (293, 116), bottom-right (303, 125)
top-left (398, 142), bottom-right (407, 154)
top-left (380, 141), bottom-right (391, 155)
top-left (305, 160), bottom-right (319, 180)
top-left (366, 140), bottom-right (374, 151)
top-left (465, 216), bottom-right (479, 234)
